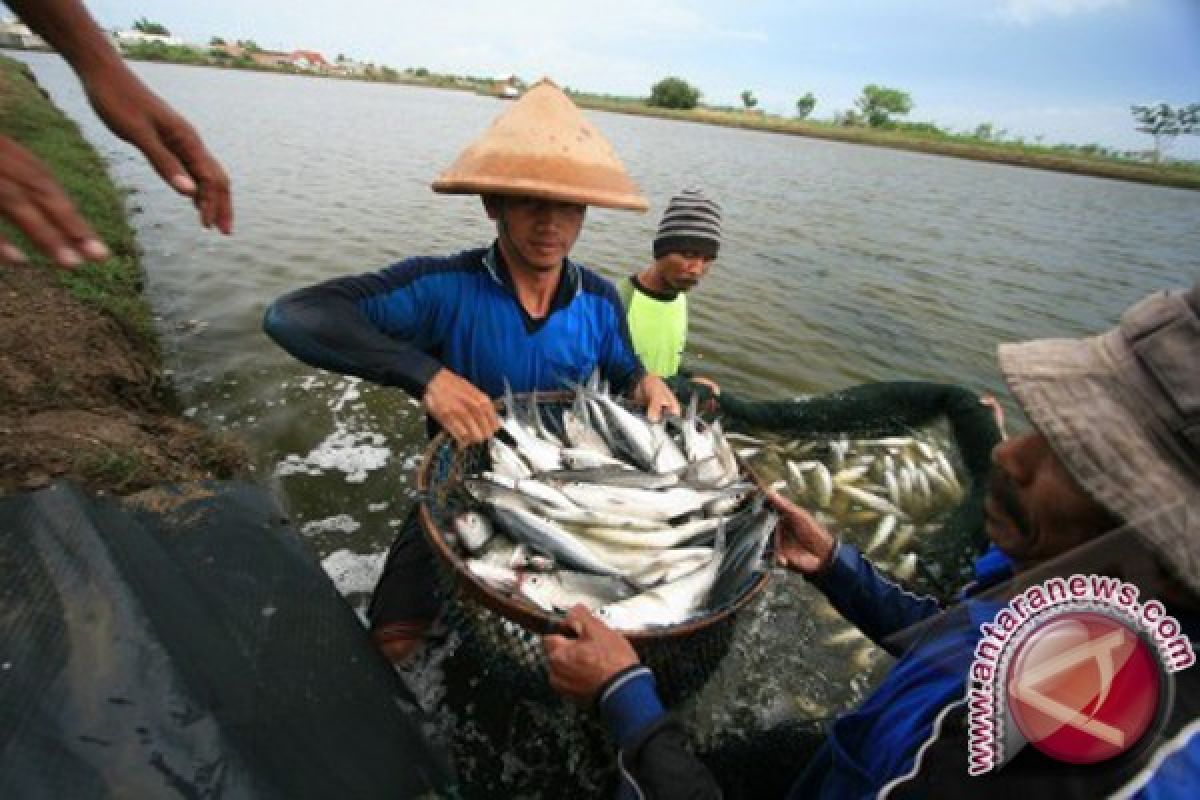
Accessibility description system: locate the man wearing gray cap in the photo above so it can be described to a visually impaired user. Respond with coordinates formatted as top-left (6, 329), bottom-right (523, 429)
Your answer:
top-left (543, 282), bottom-right (1200, 798)
top-left (618, 188), bottom-right (723, 396)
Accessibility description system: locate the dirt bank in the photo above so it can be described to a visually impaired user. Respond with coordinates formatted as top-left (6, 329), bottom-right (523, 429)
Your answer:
top-left (0, 56), bottom-right (244, 495)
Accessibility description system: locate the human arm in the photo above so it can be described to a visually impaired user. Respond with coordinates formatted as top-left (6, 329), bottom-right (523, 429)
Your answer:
top-left (631, 373), bottom-right (681, 422)
top-left (0, 136), bottom-right (110, 267)
top-left (769, 492), bottom-right (943, 651)
top-left (262, 262), bottom-right (499, 445)
top-left (6, 0), bottom-right (232, 235)
top-left (542, 606), bottom-right (721, 799)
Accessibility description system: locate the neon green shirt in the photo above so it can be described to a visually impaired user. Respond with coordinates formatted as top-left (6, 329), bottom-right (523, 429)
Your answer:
top-left (617, 275), bottom-right (687, 378)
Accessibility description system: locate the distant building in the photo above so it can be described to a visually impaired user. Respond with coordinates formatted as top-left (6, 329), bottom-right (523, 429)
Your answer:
top-left (114, 29), bottom-right (184, 47)
top-left (0, 17), bottom-right (49, 50)
top-left (332, 57), bottom-right (369, 76)
top-left (493, 74), bottom-right (521, 99)
top-left (249, 50), bottom-right (293, 69)
top-left (288, 50), bottom-right (331, 72)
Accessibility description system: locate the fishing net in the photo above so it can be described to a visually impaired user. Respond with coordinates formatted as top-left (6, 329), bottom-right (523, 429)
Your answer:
top-left (417, 392), bottom-right (770, 707)
top-left (697, 380), bottom-right (1001, 600)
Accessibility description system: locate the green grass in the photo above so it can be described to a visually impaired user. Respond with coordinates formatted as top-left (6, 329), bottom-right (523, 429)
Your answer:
top-left (0, 55), bottom-right (156, 347)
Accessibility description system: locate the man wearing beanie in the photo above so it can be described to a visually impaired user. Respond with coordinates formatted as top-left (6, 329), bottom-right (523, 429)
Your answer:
top-left (618, 187), bottom-right (722, 395)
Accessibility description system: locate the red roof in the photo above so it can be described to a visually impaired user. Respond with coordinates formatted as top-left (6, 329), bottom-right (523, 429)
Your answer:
top-left (290, 50), bottom-right (330, 67)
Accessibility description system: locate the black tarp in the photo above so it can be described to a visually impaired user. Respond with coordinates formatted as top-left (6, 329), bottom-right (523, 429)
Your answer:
top-left (0, 482), bottom-right (454, 799)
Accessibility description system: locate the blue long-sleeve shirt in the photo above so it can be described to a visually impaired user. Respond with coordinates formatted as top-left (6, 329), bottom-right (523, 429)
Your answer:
top-left (600, 544), bottom-right (1013, 799)
top-left (263, 244), bottom-right (645, 399)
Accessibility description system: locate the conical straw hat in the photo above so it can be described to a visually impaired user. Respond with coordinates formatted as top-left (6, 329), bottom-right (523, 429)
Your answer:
top-left (432, 79), bottom-right (648, 211)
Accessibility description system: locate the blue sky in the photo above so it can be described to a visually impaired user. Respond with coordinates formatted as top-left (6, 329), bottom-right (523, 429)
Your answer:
top-left (67, 0), bottom-right (1200, 155)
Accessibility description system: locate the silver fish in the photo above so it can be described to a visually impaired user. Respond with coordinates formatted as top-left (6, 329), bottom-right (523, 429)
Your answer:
top-left (569, 515), bottom-right (724, 550)
top-left (467, 560), bottom-right (520, 593)
top-left (489, 436), bottom-right (532, 481)
top-left (490, 503), bottom-right (622, 576)
top-left (519, 569), bottom-right (636, 612)
top-left (596, 525), bottom-right (726, 630)
top-left (453, 510), bottom-right (495, 554)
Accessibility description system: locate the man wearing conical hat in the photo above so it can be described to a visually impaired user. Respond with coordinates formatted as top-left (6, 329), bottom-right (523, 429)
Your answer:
top-left (264, 80), bottom-right (679, 663)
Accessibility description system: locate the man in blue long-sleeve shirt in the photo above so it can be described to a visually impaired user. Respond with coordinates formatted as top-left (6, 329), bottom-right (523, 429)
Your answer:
top-left (264, 80), bottom-right (679, 663)
top-left (544, 282), bottom-right (1200, 798)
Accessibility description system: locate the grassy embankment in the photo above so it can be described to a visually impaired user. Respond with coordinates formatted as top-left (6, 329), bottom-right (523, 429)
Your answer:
top-left (567, 93), bottom-right (1200, 192)
top-left (0, 54), bottom-right (243, 494)
top-left (0, 55), bottom-right (153, 344)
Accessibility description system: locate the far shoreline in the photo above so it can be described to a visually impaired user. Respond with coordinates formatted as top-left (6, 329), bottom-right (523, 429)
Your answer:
top-left (7, 45), bottom-right (1199, 192)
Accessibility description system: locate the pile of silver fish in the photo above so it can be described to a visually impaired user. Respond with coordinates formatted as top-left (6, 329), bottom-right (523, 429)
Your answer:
top-left (733, 429), bottom-right (966, 581)
top-left (442, 376), bottom-right (777, 632)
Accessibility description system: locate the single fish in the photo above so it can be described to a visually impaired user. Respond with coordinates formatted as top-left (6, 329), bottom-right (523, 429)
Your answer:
top-left (833, 465), bottom-right (871, 485)
top-left (824, 627), bottom-right (867, 646)
top-left (569, 514), bottom-right (724, 550)
top-left (489, 436), bottom-right (532, 481)
top-left (884, 470), bottom-right (902, 509)
top-left (708, 507), bottom-right (776, 608)
top-left (562, 400), bottom-right (614, 457)
top-left (596, 525), bottom-right (727, 630)
top-left (582, 386), bottom-right (662, 471)
top-left (559, 482), bottom-right (736, 522)
top-left (453, 510), bottom-right (495, 554)
top-left (469, 472), bottom-right (577, 512)
top-left (865, 514), bottom-right (897, 555)
top-left (785, 460), bottom-right (808, 497)
top-left (809, 462), bottom-right (833, 509)
top-left (466, 560), bottom-right (521, 593)
top-left (558, 446), bottom-right (630, 471)
top-left (518, 569), bottom-right (636, 612)
top-left (649, 422), bottom-right (690, 474)
top-left (540, 464), bottom-right (678, 489)
top-left (490, 503), bottom-right (623, 576)
top-left (528, 388), bottom-right (565, 448)
top-left (892, 552), bottom-right (918, 581)
top-left (835, 484), bottom-right (909, 519)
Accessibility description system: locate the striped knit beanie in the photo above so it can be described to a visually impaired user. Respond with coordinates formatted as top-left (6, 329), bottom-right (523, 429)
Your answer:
top-left (653, 187), bottom-right (722, 260)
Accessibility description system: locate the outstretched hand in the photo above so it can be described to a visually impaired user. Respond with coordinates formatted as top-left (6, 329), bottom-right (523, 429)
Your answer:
top-left (767, 490), bottom-right (838, 575)
top-left (633, 373), bottom-right (681, 422)
top-left (0, 136), bottom-right (110, 268)
top-left (423, 368), bottom-right (500, 447)
top-left (84, 71), bottom-right (233, 234)
top-left (542, 605), bottom-right (640, 705)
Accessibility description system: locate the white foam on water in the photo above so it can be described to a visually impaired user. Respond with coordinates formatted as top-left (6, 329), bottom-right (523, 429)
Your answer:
top-left (321, 548), bottom-right (387, 596)
top-left (301, 514), bottom-right (362, 536)
top-left (274, 377), bottom-right (392, 483)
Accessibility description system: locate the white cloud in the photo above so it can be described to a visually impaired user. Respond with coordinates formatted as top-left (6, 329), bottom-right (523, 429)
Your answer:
top-left (996, 0), bottom-right (1130, 25)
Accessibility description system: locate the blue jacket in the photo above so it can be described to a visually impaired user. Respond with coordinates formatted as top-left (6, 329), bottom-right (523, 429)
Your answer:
top-left (604, 544), bottom-right (1200, 799)
top-left (263, 245), bottom-right (645, 399)
top-left (599, 545), bottom-right (1011, 799)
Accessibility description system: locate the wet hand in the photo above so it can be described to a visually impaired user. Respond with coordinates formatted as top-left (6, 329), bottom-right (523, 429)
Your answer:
top-left (980, 393), bottom-right (1007, 440)
top-left (423, 368), bottom-right (500, 446)
top-left (766, 490), bottom-right (837, 575)
top-left (83, 71), bottom-right (233, 235)
top-left (634, 374), bottom-right (680, 422)
top-left (690, 376), bottom-right (721, 414)
top-left (542, 605), bottom-right (639, 705)
top-left (0, 136), bottom-right (110, 268)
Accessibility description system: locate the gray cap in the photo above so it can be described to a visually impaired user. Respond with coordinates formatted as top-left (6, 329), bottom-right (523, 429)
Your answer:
top-left (998, 282), bottom-right (1200, 594)
top-left (653, 188), bottom-right (722, 260)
